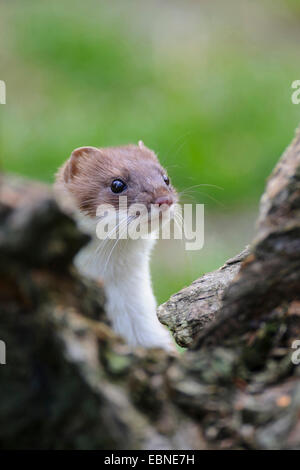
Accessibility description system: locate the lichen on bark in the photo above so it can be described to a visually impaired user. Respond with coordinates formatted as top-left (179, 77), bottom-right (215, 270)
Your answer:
top-left (0, 126), bottom-right (300, 449)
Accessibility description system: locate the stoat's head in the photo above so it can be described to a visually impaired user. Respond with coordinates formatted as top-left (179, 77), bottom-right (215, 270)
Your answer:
top-left (55, 141), bottom-right (178, 225)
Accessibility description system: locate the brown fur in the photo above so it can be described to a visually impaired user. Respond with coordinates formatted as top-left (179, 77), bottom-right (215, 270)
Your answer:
top-left (56, 144), bottom-right (177, 216)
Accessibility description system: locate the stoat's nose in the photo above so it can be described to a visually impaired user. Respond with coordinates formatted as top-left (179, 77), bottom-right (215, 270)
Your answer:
top-left (155, 196), bottom-right (173, 207)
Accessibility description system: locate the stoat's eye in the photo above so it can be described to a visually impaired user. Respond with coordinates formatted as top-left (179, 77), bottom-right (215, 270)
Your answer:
top-left (163, 174), bottom-right (170, 186)
top-left (111, 179), bottom-right (127, 193)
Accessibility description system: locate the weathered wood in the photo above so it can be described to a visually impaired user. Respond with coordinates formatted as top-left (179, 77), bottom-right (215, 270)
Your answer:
top-left (194, 128), bottom-right (300, 348)
top-left (0, 174), bottom-right (199, 450)
top-left (157, 248), bottom-right (250, 347)
top-left (0, 126), bottom-right (300, 450)
top-left (158, 129), bottom-right (300, 350)
top-left (156, 129), bottom-right (300, 449)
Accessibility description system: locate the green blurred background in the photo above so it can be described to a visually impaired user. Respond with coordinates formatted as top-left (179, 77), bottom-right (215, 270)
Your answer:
top-left (1, 0), bottom-right (299, 303)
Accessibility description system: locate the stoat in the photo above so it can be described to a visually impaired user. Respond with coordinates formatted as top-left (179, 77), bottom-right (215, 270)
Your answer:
top-left (54, 141), bottom-right (177, 352)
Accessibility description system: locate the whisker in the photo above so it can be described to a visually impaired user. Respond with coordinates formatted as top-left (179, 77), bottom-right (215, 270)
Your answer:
top-left (96, 217), bottom-right (128, 258)
top-left (185, 190), bottom-right (224, 207)
top-left (177, 187), bottom-right (225, 207)
top-left (179, 183), bottom-right (224, 195)
top-left (178, 194), bottom-right (198, 204)
top-left (82, 215), bottom-right (128, 270)
top-left (164, 131), bottom-right (193, 161)
top-left (102, 219), bottom-right (130, 272)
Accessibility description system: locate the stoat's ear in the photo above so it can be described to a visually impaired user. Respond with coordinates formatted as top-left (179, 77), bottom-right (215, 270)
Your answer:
top-left (138, 140), bottom-right (146, 149)
top-left (63, 146), bottom-right (99, 182)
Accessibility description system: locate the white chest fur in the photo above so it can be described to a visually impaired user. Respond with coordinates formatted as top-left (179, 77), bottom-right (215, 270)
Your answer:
top-left (74, 216), bottom-right (174, 351)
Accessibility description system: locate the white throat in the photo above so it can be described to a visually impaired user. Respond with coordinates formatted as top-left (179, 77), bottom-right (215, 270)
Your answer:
top-left (73, 214), bottom-right (174, 351)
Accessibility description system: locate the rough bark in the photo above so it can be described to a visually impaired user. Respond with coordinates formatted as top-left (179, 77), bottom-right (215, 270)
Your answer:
top-left (0, 127), bottom-right (300, 450)
top-left (0, 175), bottom-right (200, 450)
top-left (157, 248), bottom-right (250, 347)
top-left (194, 127), bottom-right (300, 348)
top-left (159, 129), bottom-right (300, 350)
